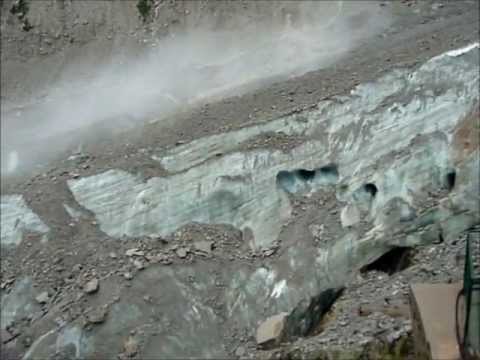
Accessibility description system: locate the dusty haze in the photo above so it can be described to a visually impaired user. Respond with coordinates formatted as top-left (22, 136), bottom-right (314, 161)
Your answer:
top-left (1, 0), bottom-right (391, 177)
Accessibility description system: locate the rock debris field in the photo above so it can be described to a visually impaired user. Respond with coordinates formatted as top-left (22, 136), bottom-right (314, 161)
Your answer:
top-left (1, 0), bottom-right (479, 359)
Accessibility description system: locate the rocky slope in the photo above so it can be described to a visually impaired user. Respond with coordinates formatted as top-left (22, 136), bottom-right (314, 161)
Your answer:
top-left (1, 1), bottom-right (479, 359)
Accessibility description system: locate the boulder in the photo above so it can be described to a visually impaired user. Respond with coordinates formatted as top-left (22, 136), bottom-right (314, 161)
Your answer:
top-left (84, 278), bottom-right (99, 294)
top-left (35, 291), bottom-right (49, 304)
top-left (340, 204), bottom-right (360, 228)
top-left (256, 312), bottom-right (288, 349)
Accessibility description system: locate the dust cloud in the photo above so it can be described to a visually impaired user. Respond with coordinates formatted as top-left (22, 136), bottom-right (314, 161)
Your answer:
top-left (1, 1), bottom-right (391, 178)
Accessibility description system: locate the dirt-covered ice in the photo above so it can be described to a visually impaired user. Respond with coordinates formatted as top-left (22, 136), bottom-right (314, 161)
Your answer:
top-left (1, 0), bottom-right (391, 177)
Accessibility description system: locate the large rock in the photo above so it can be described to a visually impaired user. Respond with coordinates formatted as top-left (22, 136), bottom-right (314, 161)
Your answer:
top-left (84, 278), bottom-right (99, 294)
top-left (256, 313), bottom-right (288, 349)
top-left (340, 204), bottom-right (361, 228)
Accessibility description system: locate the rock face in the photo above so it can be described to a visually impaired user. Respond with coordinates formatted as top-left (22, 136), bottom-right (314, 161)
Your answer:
top-left (256, 287), bottom-right (343, 349)
top-left (0, 43), bottom-right (478, 359)
top-left (284, 287), bottom-right (344, 340)
top-left (1, 1), bottom-right (387, 105)
top-left (1, 0), bottom-right (392, 179)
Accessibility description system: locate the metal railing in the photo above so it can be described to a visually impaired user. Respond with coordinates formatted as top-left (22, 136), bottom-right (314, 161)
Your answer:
top-left (456, 227), bottom-right (480, 359)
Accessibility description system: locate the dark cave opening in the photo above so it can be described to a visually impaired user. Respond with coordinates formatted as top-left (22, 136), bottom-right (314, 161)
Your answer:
top-left (296, 169), bottom-right (316, 181)
top-left (318, 164), bottom-right (339, 178)
top-left (276, 164), bottom-right (339, 194)
top-left (363, 183), bottom-right (378, 198)
top-left (360, 247), bottom-right (413, 275)
top-left (445, 170), bottom-right (456, 192)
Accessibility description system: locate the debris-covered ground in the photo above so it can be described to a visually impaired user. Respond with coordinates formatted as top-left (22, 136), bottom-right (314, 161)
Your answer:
top-left (1, 1), bottom-right (479, 359)
top-left (257, 228), bottom-right (472, 359)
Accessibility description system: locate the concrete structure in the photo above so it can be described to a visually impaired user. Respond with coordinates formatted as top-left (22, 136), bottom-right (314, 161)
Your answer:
top-left (410, 283), bottom-right (463, 360)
